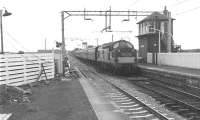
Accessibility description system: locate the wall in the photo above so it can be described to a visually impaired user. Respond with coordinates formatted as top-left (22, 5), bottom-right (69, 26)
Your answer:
top-left (147, 52), bottom-right (200, 69)
top-left (0, 53), bottom-right (55, 86)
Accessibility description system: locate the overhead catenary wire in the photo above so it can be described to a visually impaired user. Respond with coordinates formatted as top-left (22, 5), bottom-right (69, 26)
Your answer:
top-left (4, 38), bottom-right (39, 64)
top-left (128, 0), bottom-right (140, 8)
top-left (5, 31), bottom-right (32, 52)
top-left (171, 0), bottom-right (191, 7)
top-left (4, 31), bottom-right (52, 64)
top-left (169, 0), bottom-right (199, 15)
top-left (175, 5), bottom-right (200, 15)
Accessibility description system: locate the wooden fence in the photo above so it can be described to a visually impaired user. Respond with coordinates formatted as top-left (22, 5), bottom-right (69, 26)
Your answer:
top-left (0, 53), bottom-right (55, 86)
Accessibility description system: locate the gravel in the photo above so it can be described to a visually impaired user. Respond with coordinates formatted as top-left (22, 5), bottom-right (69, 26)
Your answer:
top-left (98, 73), bottom-right (187, 120)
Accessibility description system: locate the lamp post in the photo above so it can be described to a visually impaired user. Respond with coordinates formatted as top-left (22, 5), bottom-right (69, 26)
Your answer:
top-left (61, 11), bottom-right (65, 75)
top-left (0, 8), bottom-right (12, 54)
top-left (154, 29), bottom-right (161, 53)
top-left (152, 28), bottom-right (162, 65)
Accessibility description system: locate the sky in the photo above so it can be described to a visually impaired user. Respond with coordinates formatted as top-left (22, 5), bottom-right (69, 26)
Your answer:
top-left (1, 0), bottom-right (200, 52)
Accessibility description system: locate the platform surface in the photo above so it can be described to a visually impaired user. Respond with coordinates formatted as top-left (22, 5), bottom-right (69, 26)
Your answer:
top-left (139, 63), bottom-right (200, 78)
top-left (0, 77), bottom-right (98, 120)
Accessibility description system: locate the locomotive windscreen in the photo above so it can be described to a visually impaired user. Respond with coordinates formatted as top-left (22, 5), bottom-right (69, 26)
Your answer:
top-left (116, 41), bottom-right (136, 57)
top-left (113, 41), bottom-right (133, 49)
top-left (120, 41), bottom-right (133, 48)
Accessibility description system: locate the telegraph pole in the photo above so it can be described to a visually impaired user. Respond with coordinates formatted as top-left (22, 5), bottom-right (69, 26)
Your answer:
top-left (0, 10), bottom-right (3, 54)
top-left (61, 11), bottom-right (65, 52)
top-left (61, 11), bottom-right (65, 74)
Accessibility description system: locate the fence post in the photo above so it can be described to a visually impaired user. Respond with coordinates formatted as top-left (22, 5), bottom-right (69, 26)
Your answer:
top-left (38, 54), bottom-right (42, 81)
top-left (51, 53), bottom-right (55, 78)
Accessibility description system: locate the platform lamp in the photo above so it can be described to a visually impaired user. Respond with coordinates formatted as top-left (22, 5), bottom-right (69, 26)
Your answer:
top-left (0, 8), bottom-right (12, 54)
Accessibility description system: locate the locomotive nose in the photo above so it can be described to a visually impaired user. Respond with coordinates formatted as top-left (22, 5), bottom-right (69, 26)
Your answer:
top-left (117, 47), bottom-right (135, 57)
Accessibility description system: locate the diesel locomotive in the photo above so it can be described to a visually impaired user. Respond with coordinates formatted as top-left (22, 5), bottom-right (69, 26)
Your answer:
top-left (73, 39), bottom-right (137, 74)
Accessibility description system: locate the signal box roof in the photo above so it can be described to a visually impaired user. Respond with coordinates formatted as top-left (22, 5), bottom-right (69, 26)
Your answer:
top-left (137, 12), bottom-right (174, 24)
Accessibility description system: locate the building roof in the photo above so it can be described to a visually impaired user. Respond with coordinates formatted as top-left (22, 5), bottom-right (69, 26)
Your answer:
top-left (137, 12), bottom-right (174, 24)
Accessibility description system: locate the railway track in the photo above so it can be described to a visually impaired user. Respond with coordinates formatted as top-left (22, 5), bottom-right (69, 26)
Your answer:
top-left (77, 69), bottom-right (180, 120)
top-left (128, 79), bottom-right (200, 120)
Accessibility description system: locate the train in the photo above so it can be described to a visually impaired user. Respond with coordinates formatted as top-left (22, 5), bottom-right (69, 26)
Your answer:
top-left (72, 39), bottom-right (138, 74)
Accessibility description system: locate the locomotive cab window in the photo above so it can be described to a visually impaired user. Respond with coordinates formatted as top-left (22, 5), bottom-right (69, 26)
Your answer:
top-left (113, 43), bottom-right (119, 49)
top-left (120, 41), bottom-right (133, 48)
top-left (127, 42), bottom-right (133, 48)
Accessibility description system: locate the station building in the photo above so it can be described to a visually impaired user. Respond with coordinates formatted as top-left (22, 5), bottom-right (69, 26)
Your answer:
top-left (137, 7), bottom-right (180, 63)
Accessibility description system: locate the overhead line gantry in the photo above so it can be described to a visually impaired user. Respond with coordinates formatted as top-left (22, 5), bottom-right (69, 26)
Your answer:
top-left (60, 8), bottom-right (158, 75)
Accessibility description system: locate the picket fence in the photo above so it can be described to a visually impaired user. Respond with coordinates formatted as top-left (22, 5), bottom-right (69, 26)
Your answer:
top-left (0, 53), bottom-right (55, 86)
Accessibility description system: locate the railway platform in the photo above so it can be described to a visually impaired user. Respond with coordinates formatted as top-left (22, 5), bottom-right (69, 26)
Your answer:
top-left (138, 63), bottom-right (200, 77)
top-left (138, 63), bottom-right (200, 96)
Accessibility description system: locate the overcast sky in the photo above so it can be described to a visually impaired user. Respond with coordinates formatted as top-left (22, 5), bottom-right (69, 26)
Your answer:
top-left (1, 0), bottom-right (200, 52)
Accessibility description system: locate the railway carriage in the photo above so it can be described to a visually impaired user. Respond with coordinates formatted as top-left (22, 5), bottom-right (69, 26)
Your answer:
top-left (87, 46), bottom-right (96, 64)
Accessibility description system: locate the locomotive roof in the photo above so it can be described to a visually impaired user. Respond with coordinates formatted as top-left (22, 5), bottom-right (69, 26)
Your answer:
top-left (101, 40), bottom-right (130, 48)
